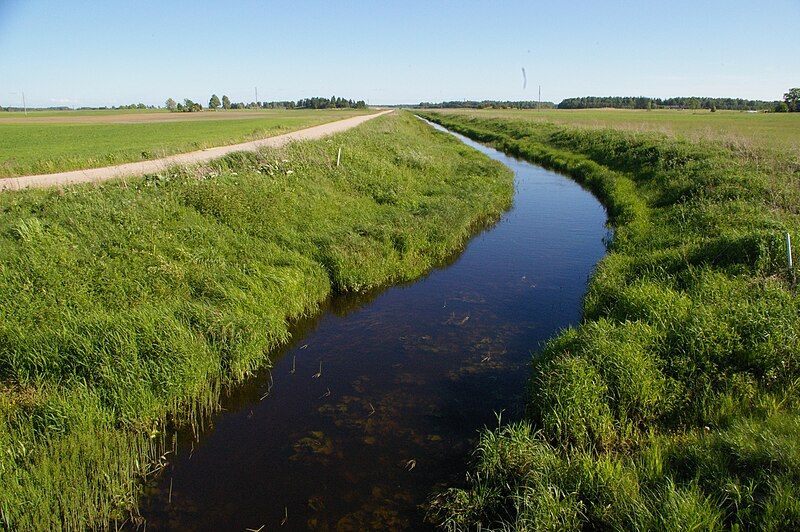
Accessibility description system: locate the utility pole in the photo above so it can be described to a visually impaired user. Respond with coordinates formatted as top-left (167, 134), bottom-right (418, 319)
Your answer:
top-left (255, 86), bottom-right (258, 107)
top-left (22, 91), bottom-right (27, 116)
top-left (538, 85), bottom-right (541, 111)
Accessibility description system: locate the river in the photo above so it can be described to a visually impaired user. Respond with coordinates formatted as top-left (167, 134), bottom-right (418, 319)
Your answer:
top-left (139, 119), bottom-right (609, 530)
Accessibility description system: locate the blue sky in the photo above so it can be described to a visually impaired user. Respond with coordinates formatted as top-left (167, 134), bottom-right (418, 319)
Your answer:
top-left (1, 0), bottom-right (798, 107)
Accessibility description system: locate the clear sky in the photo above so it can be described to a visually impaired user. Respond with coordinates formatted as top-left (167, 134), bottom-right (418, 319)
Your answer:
top-left (1, 0), bottom-right (798, 107)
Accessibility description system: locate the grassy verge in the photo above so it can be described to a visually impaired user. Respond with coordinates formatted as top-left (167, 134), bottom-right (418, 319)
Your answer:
top-left (0, 112), bottom-right (513, 529)
top-left (419, 111), bottom-right (800, 530)
top-left (429, 108), bottom-right (800, 158)
top-left (0, 109), bottom-right (370, 178)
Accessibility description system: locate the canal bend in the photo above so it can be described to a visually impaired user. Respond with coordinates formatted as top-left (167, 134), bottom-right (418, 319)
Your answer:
top-left (140, 119), bottom-right (609, 530)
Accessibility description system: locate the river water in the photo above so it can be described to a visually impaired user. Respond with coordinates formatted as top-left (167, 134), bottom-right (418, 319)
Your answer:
top-left (139, 120), bottom-right (608, 530)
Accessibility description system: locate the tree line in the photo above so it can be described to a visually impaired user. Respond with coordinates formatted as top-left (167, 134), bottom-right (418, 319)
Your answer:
top-left (776, 88), bottom-right (800, 112)
top-left (164, 98), bottom-right (203, 112)
top-left (1, 103), bottom-right (157, 112)
top-left (556, 96), bottom-right (779, 111)
top-left (417, 100), bottom-right (556, 109)
top-left (108, 103), bottom-right (155, 110)
top-left (7, 89), bottom-right (797, 113)
top-left (164, 95), bottom-right (367, 112)
top-left (294, 96), bottom-right (367, 109)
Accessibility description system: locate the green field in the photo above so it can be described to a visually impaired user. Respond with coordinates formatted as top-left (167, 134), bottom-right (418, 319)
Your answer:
top-left (0, 112), bottom-right (513, 529)
top-left (431, 108), bottom-right (800, 157)
top-left (0, 108), bottom-right (371, 178)
top-left (420, 110), bottom-right (800, 530)
top-left (1, 108), bottom-right (167, 118)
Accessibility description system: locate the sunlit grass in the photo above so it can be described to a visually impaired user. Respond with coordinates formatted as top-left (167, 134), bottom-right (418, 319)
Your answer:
top-left (0, 108), bottom-right (371, 177)
top-left (0, 112), bottom-right (513, 529)
top-left (432, 108), bottom-right (800, 160)
top-left (420, 111), bottom-right (800, 531)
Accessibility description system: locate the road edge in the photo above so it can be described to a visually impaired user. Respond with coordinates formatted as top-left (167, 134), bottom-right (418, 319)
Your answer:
top-left (0, 110), bottom-right (393, 191)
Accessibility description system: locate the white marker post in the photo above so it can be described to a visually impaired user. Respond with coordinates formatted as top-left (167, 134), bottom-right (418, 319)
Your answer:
top-left (787, 232), bottom-right (796, 287)
top-left (336, 147), bottom-right (342, 167)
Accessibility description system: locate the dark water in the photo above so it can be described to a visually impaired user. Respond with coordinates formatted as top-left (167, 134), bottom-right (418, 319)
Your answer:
top-left (139, 122), bottom-right (608, 530)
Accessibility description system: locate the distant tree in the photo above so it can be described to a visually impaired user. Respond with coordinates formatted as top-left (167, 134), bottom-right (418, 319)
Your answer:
top-left (182, 99), bottom-right (202, 112)
top-left (165, 98), bottom-right (177, 111)
top-left (209, 94), bottom-right (221, 110)
top-left (775, 101), bottom-right (790, 113)
top-left (556, 96), bottom-right (776, 111)
top-left (222, 95), bottom-right (231, 110)
top-left (784, 88), bottom-right (800, 112)
top-left (646, 100), bottom-right (653, 111)
top-left (289, 96), bottom-right (370, 109)
top-left (176, 102), bottom-right (184, 112)
top-left (710, 104), bottom-right (717, 112)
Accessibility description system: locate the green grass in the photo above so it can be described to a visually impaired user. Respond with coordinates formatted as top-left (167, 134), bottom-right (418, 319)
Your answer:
top-left (0, 108), bottom-right (371, 177)
top-left (0, 112), bottom-right (513, 530)
top-left (419, 111), bottom-right (800, 531)
top-left (430, 108), bottom-right (800, 159)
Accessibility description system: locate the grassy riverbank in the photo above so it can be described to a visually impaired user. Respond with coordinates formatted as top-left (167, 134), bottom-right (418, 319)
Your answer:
top-left (419, 111), bottom-right (800, 530)
top-left (429, 108), bottom-right (800, 158)
top-left (0, 108), bottom-right (370, 178)
top-left (0, 112), bottom-right (513, 529)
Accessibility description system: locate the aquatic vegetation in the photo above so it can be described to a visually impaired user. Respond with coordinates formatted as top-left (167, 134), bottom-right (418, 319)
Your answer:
top-left (0, 112), bottom-right (513, 529)
top-left (420, 111), bottom-right (800, 530)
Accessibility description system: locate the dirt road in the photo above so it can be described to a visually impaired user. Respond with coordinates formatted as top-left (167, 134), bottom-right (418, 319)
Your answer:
top-left (0, 108), bottom-right (370, 124)
top-left (0, 110), bottom-right (392, 191)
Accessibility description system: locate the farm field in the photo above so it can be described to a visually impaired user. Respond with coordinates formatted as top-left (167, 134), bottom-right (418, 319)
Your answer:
top-left (432, 108), bottom-right (800, 157)
top-left (419, 110), bottom-right (800, 530)
top-left (0, 112), bottom-right (513, 530)
top-left (0, 108), bottom-right (371, 178)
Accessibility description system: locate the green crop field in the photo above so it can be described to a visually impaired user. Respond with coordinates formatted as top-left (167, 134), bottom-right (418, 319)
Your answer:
top-left (0, 108), bottom-right (371, 178)
top-left (419, 110), bottom-right (800, 530)
top-left (0, 112), bottom-right (513, 530)
top-left (431, 108), bottom-right (800, 158)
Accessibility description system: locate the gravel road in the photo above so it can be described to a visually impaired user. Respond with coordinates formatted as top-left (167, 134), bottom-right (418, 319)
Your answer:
top-left (0, 110), bottom-right (393, 191)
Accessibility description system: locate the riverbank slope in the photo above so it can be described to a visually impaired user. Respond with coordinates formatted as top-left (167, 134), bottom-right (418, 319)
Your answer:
top-left (420, 111), bottom-right (800, 530)
top-left (0, 112), bottom-right (513, 529)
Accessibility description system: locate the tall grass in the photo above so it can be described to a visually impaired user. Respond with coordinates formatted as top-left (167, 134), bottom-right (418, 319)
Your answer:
top-left (430, 108), bottom-right (800, 160)
top-left (0, 112), bottom-right (513, 529)
top-left (419, 111), bottom-right (800, 530)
